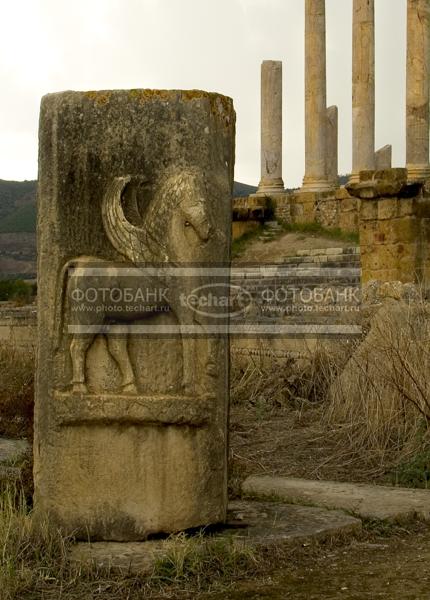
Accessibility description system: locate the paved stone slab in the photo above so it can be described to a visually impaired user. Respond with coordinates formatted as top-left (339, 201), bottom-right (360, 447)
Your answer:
top-left (70, 500), bottom-right (361, 575)
top-left (243, 476), bottom-right (430, 521)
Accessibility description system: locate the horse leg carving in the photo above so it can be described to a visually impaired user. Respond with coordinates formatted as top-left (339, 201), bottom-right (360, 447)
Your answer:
top-left (70, 335), bottom-right (93, 393)
top-left (107, 336), bottom-right (137, 394)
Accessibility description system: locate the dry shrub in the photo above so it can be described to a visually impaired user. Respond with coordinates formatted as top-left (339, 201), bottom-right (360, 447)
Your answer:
top-left (326, 298), bottom-right (430, 471)
top-left (0, 486), bottom-right (70, 600)
top-left (231, 343), bottom-right (344, 412)
top-left (0, 345), bottom-right (34, 438)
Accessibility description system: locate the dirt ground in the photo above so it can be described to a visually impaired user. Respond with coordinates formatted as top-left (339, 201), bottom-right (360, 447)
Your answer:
top-left (233, 231), bottom-right (352, 264)
top-left (202, 524), bottom-right (430, 600)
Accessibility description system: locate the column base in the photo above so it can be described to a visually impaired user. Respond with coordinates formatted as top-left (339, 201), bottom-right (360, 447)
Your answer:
top-left (255, 177), bottom-right (285, 196)
top-left (299, 176), bottom-right (333, 193)
top-left (407, 164), bottom-right (430, 183)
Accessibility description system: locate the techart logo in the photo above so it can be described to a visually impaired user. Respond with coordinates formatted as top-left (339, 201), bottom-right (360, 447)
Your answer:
top-left (180, 283), bottom-right (252, 319)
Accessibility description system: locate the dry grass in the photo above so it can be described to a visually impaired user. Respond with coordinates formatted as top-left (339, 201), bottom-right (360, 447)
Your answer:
top-left (0, 485), bottom-right (261, 600)
top-left (0, 345), bottom-right (34, 439)
top-left (325, 299), bottom-right (430, 476)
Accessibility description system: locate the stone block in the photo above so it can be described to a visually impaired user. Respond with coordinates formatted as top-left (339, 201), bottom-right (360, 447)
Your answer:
top-left (378, 198), bottom-right (399, 220)
top-left (359, 199), bottom-right (378, 221)
top-left (35, 89), bottom-right (235, 540)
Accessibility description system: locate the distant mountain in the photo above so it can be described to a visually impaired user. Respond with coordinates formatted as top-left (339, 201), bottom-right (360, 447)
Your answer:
top-left (233, 181), bottom-right (257, 197)
top-left (0, 180), bottom-right (258, 233)
top-left (0, 179), bottom-right (37, 224)
top-left (0, 203), bottom-right (37, 234)
top-left (0, 178), bottom-right (258, 278)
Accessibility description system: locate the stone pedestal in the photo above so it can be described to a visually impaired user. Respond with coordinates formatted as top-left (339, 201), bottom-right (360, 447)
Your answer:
top-left (256, 61), bottom-right (284, 195)
top-left (347, 169), bottom-right (430, 284)
top-left (406, 0), bottom-right (430, 182)
top-left (301, 0), bottom-right (331, 192)
top-left (326, 105), bottom-right (339, 187)
top-left (350, 0), bottom-right (375, 184)
top-left (35, 89), bottom-right (235, 540)
top-left (375, 145), bottom-right (392, 170)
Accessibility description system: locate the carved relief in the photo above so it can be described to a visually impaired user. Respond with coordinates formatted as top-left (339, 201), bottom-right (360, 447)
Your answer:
top-left (57, 168), bottom-right (221, 396)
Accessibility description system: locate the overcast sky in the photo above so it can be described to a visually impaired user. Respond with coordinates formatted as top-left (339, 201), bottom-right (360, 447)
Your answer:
top-left (1, 0), bottom-right (407, 188)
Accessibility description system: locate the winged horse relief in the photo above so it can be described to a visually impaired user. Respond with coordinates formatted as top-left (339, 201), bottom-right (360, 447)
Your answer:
top-left (56, 168), bottom-right (226, 395)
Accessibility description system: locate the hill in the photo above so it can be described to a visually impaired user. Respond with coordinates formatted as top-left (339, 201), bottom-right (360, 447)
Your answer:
top-left (0, 179), bottom-right (37, 223)
top-left (0, 203), bottom-right (37, 234)
top-left (233, 181), bottom-right (257, 197)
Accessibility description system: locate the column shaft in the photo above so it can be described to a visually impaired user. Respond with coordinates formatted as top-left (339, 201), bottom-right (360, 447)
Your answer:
top-left (326, 106), bottom-right (339, 187)
top-left (302, 0), bottom-right (331, 192)
top-left (257, 60), bottom-right (284, 195)
top-left (350, 0), bottom-right (375, 183)
top-left (406, 0), bottom-right (430, 182)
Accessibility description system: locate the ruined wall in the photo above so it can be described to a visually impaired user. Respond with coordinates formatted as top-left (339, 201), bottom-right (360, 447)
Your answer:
top-left (268, 188), bottom-right (359, 234)
top-left (349, 170), bottom-right (430, 284)
top-left (0, 305), bottom-right (37, 349)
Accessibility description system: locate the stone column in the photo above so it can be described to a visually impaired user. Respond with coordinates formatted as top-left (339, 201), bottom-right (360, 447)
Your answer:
top-left (326, 105), bottom-right (339, 187)
top-left (350, 0), bottom-right (375, 184)
top-left (256, 60), bottom-right (284, 195)
top-left (375, 145), bottom-right (392, 170)
top-left (301, 0), bottom-right (331, 192)
top-left (406, 0), bottom-right (430, 182)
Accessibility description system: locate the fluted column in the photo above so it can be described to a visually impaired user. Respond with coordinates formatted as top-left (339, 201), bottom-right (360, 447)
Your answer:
top-left (406, 0), bottom-right (430, 182)
top-left (326, 106), bottom-right (339, 187)
top-left (350, 0), bottom-right (375, 184)
top-left (256, 60), bottom-right (284, 195)
top-left (301, 0), bottom-right (331, 192)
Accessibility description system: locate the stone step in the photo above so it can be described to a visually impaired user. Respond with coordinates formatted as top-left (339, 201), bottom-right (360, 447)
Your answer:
top-left (69, 500), bottom-right (361, 575)
top-left (242, 476), bottom-right (430, 522)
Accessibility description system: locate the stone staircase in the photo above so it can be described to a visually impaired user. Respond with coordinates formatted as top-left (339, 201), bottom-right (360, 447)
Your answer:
top-left (258, 220), bottom-right (284, 241)
top-left (231, 245), bottom-right (362, 336)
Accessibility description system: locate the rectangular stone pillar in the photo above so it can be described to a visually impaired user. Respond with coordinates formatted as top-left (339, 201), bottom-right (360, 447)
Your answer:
top-left (35, 89), bottom-right (235, 541)
top-left (350, 0), bottom-right (375, 184)
top-left (375, 145), bottom-right (392, 170)
top-left (406, 0), bottom-right (430, 182)
top-left (301, 0), bottom-right (331, 192)
top-left (256, 60), bottom-right (284, 195)
top-left (326, 105), bottom-right (339, 187)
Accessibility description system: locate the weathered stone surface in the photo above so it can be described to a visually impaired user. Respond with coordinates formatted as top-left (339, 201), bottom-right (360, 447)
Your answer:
top-left (352, 170), bottom-right (430, 283)
top-left (243, 476), bottom-right (430, 522)
top-left (326, 105), bottom-right (339, 187)
top-left (256, 61), bottom-right (284, 195)
top-left (347, 168), bottom-right (421, 199)
top-left (70, 500), bottom-right (361, 574)
top-left (35, 89), bottom-right (235, 540)
top-left (350, 0), bottom-right (375, 184)
top-left (301, 0), bottom-right (331, 192)
top-left (375, 145), bottom-right (392, 170)
top-left (406, 0), bottom-right (430, 182)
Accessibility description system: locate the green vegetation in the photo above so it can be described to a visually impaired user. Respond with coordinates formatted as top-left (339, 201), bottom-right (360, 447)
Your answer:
top-left (281, 221), bottom-right (359, 244)
top-left (153, 531), bottom-right (257, 585)
top-left (390, 446), bottom-right (430, 489)
top-left (0, 280), bottom-right (35, 303)
top-left (0, 204), bottom-right (36, 234)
